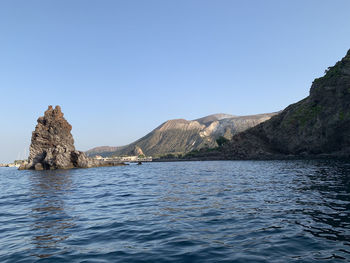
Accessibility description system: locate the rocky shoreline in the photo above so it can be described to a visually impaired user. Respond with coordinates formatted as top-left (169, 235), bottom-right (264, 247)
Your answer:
top-left (153, 152), bottom-right (350, 162)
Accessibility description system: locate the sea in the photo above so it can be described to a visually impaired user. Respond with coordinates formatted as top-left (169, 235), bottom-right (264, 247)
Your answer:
top-left (1, 160), bottom-right (350, 263)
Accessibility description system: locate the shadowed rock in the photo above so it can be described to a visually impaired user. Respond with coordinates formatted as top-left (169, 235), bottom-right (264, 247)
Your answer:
top-left (19, 105), bottom-right (123, 170)
top-left (222, 49), bottom-right (350, 159)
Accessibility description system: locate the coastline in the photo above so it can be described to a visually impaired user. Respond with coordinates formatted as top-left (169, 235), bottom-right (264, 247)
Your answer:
top-left (153, 153), bottom-right (350, 162)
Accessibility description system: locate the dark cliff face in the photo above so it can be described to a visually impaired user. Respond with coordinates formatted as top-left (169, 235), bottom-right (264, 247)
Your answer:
top-left (223, 49), bottom-right (350, 159)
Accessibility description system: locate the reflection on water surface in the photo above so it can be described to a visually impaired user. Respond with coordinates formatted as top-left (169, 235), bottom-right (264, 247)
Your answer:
top-left (29, 170), bottom-right (74, 258)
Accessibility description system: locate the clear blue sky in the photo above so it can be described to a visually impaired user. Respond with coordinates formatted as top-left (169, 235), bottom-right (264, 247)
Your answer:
top-left (1, 0), bottom-right (350, 163)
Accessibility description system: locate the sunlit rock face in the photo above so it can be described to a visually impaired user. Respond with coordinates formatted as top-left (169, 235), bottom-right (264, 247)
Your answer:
top-left (86, 113), bottom-right (277, 157)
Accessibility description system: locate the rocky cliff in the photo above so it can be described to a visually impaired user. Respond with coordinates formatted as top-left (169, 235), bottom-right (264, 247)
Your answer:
top-left (222, 49), bottom-right (350, 159)
top-left (86, 113), bottom-right (276, 157)
top-left (20, 106), bottom-right (119, 170)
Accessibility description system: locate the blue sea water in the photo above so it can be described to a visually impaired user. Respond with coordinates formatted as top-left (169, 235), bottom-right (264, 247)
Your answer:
top-left (1, 160), bottom-right (350, 263)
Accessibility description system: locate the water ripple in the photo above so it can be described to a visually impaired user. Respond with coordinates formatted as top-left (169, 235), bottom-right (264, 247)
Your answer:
top-left (1, 160), bottom-right (350, 262)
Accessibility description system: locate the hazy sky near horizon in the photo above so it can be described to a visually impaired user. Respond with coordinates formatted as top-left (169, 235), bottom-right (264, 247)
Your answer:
top-left (1, 0), bottom-right (350, 163)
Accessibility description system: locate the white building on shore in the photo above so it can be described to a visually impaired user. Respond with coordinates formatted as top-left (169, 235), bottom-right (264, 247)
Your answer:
top-left (94, 156), bottom-right (152, 163)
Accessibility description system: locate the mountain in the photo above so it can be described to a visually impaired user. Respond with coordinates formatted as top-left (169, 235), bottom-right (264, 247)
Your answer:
top-left (85, 146), bottom-right (121, 156)
top-left (221, 49), bottom-right (350, 159)
top-left (195, 113), bottom-right (236, 125)
top-left (86, 113), bottom-right (277, 157)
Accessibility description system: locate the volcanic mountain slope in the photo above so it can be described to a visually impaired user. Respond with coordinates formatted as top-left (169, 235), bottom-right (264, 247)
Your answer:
top-left (221, 49), bottom-right (350, 159)
top-left (86, 113), bottom-right (276, 157)
top-left (85, 146), bottom-right (122, 156)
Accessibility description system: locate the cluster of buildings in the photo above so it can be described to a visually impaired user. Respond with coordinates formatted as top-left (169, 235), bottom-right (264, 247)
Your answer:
top-left (0, 160), bottom-right (27, 168)
top-left (0, 163), bottom-right (19, 168)
top-left (94, 155), bottom-right (152, 163)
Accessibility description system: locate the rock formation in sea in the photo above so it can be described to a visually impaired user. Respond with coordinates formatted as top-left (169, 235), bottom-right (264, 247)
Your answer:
top-left (19, 105), bottom-right (121, 170)
top-left (221, 49), bottom-right (350, 159)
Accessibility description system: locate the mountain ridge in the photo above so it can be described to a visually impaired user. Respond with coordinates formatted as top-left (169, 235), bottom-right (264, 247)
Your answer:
top-left (86, 112), bottom-right (277, 157)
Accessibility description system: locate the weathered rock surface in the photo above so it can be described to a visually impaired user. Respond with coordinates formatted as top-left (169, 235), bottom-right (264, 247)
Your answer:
top-left (132, 146), bottom-right (144, 156)
top-left (222, 49), bottom-right (350, 159)
top-left (19, 105), bottom-right (123, 170)
top-left (86, 113), bottom-right (276, 157)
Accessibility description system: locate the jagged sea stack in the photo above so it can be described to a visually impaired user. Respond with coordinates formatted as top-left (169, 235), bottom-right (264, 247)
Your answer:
top-left (20, 105), bottom-right (101, 170)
